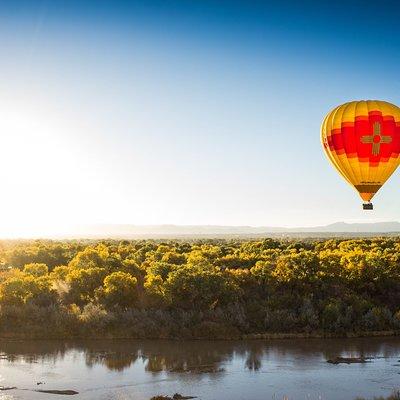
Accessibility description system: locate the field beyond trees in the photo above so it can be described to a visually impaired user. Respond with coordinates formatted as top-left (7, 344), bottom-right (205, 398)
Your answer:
top-left (0, 237), bottom-right (400, 339)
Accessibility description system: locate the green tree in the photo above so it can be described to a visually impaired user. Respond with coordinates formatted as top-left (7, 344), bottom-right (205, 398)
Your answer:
top-left (66, 267), bottom-right (107, 305)
top-left (23, 263), bottom-right (49, 277)
top-left (164, 264), bottom-right (238, 310)
top-left (98, 271), bottom-right (138, 309)
top-left (50, 265), bottom-right (70, 281)
top-left (272, 251), bottom-right (319, 284)
top-left (161, 251), bottom-right (186, 265)
top-left (0, 275), bottom-right (56, 306)
top-left (68, 245), bottom-right (109, 270)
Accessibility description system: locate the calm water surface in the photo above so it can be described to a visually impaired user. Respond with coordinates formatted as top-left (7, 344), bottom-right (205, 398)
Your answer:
top-left (0, 337), bottom-right (399, 400)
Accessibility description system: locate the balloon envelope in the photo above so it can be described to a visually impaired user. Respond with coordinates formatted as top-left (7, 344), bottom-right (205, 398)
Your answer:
top-left (321, 100), bottom-right (400, 203)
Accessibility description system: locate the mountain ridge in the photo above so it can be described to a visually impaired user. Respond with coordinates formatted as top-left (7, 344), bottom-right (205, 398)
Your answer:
top-left (63, 221), bottom-right (400, 238)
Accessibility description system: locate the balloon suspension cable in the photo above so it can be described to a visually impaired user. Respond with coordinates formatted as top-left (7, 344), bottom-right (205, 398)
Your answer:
top-left (362, 202), bottom-right (373, 210)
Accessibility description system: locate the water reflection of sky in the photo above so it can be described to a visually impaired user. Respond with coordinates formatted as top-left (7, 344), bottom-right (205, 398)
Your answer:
top-left (0, 338), bottom-right (399, 399)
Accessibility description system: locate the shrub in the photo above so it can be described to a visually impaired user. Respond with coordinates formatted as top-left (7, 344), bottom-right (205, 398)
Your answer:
top-left (66, 267), bottom-right (107, 305)
top-left (164, 264), bottom-right (239, 310)
top-left (98, 271), bottom-right (138, 309)
top-left (23, 263), bottom-right (49, 277)
top-left (0, 275), bottom-right (57, 307)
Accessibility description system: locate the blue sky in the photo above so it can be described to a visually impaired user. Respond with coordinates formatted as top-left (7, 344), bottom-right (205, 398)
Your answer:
top-left (0, 0), bottom-right (400, 234)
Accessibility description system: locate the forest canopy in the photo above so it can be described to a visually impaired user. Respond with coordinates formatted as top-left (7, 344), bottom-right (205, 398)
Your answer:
top-left (0, 237), bottom-right (399, 339)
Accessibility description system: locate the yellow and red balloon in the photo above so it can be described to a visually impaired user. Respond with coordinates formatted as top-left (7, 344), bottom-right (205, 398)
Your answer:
top-left (321, 100), bottom-right (400, 209)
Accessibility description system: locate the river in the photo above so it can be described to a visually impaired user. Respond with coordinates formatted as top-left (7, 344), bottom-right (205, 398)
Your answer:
top-left (0, 337), bottom-right (399, 400)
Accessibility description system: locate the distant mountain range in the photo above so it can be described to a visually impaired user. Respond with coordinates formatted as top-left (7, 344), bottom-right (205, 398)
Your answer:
top-left (64, 222), bottom-right (400, 239)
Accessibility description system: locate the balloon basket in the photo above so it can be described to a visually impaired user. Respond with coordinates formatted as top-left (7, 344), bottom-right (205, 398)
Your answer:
top-left (362, 202), bottom-right (373, 210)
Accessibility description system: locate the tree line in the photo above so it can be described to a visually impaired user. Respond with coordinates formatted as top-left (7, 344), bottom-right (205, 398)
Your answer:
top-left (0, 237), bottom-right (399, 338)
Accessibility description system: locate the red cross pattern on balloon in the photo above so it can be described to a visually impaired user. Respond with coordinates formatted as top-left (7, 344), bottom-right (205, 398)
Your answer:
top-left (360, 122), bottom-right (392, 156)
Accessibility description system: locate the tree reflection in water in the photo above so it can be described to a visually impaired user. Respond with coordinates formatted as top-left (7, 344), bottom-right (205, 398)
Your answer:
top-left (85, 350), bottom-right (139, 371)
top-left (141, 341), bottom-right (232, 373)
top-left (0, 337), bottom-right (399, 374)
top-left (245, 345), bottom-right (264, 371)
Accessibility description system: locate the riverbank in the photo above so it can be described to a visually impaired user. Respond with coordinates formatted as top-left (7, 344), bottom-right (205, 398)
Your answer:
top-left (243, 330), bottom-right (400, 340)
top-left (0, 329), bottom-right (399, 341)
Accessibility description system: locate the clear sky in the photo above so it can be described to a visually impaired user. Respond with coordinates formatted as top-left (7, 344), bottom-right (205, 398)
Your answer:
top-left (1, 0), bottom-right (400, 235)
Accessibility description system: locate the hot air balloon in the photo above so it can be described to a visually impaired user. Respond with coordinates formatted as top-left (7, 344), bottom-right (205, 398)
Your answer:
top-left (321, 100), bottom-right (400, 210)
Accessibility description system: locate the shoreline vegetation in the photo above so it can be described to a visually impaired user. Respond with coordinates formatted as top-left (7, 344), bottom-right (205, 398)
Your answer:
top-left (0, 330), bottom-right (399, 341)
top-left (0, 238), bottom-right (400, 339)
